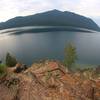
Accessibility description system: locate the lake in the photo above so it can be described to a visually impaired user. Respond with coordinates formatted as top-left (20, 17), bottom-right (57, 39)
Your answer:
top-left (0, 26), bottom-right (100, 65)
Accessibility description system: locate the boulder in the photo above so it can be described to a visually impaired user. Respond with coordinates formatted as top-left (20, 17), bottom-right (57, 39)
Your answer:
top-left (14, 63), bottom-right (27, 73)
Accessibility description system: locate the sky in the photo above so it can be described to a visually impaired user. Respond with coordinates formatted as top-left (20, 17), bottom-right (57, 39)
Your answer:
top-left (0, 0), bottom-right (100, 26)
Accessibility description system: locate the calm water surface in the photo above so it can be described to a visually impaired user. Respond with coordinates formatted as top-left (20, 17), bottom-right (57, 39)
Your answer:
top-left (0, 27), bottom-right (100, 65)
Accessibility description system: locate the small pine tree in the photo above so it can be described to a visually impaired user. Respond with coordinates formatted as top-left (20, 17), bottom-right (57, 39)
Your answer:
top-left (64, 43), bottom-right (77, 70)
top-left (6, 52), bottom-right (17, 67)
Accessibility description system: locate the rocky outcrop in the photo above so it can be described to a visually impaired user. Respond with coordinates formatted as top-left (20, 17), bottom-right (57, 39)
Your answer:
top-left (0, 60), bottom-right (100, 100)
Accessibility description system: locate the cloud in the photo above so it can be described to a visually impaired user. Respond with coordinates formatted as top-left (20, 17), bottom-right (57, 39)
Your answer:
top-left (75, 0), bottom-right (100, 17)
top-left (0, 0), bottom-right (100, 25)
top-left (0, 0), bottom-right (56, 22)
top-left (58, 0), bottom-right (100, 17)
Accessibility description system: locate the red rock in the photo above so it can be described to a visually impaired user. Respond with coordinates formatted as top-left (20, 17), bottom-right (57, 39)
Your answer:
top-left (0, 60), bottom-right (99, 100)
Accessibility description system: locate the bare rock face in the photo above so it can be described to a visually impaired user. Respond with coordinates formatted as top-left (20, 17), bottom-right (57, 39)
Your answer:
top-left (94, 80), bottom-right (100, 100)
top-left (0, 60), bottom-right (100, 100)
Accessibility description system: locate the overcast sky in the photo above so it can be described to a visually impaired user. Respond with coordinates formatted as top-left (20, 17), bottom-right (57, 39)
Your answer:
top-left (0, 0), bottom-right (100, 26)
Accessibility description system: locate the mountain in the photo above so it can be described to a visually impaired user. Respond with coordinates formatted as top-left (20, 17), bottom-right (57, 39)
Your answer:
top-left (0, 10), bottom-right (100, 31)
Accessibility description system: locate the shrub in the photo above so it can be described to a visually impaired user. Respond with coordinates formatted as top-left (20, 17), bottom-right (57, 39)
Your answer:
top-left (0, 64), bottom-right (7, 77)
top-left (6, 52), bottom-right (17, 67)
top-left (82, 68), bottom-right (95, 79)
top-left (64, 43), bottom-right (77, 70)
top-left (45, 71), bottom-right (52, 81)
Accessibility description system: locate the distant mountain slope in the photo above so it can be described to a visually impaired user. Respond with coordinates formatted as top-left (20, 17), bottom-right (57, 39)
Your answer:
top-left (0, 10), bottom-right (100, 31)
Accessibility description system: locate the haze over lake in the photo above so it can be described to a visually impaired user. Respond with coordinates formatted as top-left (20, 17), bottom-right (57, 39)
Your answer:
top-left (0, 26), bottom-right (100, 65)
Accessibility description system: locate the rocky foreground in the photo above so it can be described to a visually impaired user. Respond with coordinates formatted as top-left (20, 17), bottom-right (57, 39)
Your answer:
top-left (0, 60), bottom-right (100, 100)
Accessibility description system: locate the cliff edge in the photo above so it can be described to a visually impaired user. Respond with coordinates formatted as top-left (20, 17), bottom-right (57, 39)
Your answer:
top-left (0, 60), bottom-right (100, 100)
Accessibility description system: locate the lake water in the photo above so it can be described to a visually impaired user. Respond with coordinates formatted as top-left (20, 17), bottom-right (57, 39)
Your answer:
top-left (0, 26), bottom-right (100, 65)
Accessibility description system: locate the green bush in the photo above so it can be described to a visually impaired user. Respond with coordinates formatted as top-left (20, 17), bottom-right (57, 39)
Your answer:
top-left (45, 71), bottom-right (52, 81)
top-left (64, 43), bottom-right (77, 70)
top-left (6, 52), bottom-right (17, 67)
top-left (0, 64), bottom-right (6, 77)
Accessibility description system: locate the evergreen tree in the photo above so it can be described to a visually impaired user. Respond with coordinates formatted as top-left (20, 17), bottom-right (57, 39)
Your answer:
top-left (64, 43), bottom-right (77, 70)
top-left (6, 52), bottom-right (17, 67)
